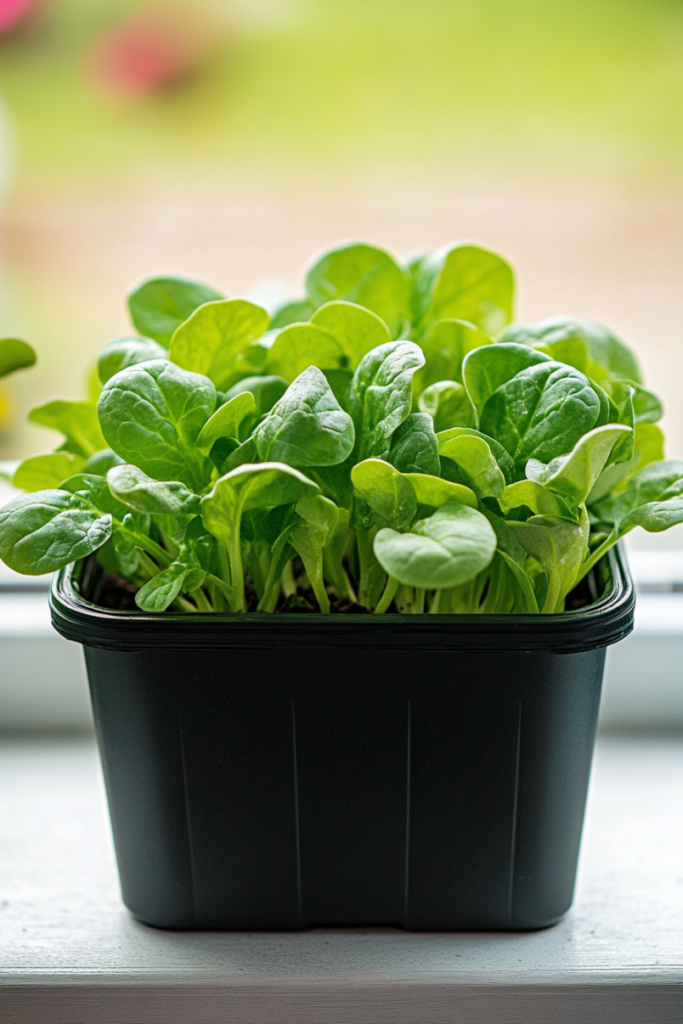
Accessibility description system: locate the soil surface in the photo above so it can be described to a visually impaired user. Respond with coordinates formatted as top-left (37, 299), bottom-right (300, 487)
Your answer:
top-left (91, 568), bottom-right (596, 615)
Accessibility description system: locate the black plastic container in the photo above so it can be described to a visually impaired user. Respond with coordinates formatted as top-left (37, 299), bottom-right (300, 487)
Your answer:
top-left (50, 548), bottom-right (634, 931)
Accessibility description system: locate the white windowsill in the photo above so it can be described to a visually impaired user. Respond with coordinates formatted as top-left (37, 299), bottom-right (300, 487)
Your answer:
top-left (0, 735), bottom-right (681, 1022)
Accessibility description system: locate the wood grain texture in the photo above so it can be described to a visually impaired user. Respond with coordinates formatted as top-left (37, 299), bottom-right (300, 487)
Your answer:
top-left (0, 736), bottom-right (682, 1022)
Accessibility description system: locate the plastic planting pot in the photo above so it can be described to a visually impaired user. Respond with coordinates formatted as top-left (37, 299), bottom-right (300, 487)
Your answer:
top-left (50, 548), bottom-right (634, 931)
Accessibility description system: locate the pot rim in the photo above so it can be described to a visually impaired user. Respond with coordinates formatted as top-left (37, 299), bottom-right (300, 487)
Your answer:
top-left (49, 546), bottom-right (635, 654)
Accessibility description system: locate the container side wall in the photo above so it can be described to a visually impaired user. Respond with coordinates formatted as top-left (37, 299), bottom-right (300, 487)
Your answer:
top-left (177, 652), bottom-right (300, 928)
top-left (512, 649), bottom-right (605, 927)
top-left (85, 649), bottom-right (194, 928)
top-left (406, 653), bottom-right (521, 928)
top-left (294, 654), bottom-right (408, 926)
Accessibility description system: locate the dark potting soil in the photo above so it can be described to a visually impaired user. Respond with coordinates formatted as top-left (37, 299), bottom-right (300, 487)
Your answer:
top-left (88, 567), bottom-right (597, 615)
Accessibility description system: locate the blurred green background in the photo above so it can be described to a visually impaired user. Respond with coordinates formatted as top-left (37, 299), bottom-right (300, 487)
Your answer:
top-left (4, 0), bottom-right (683, 181)
top-left (1, 0), bottom-right (683, 468)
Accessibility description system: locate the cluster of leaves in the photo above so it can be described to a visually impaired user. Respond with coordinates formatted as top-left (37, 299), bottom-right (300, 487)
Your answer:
top-left (1, 241), bottom-right (681, 615)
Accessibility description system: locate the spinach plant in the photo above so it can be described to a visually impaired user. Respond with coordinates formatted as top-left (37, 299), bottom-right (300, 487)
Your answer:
top-left (1, 244), bottom-right (680, 615)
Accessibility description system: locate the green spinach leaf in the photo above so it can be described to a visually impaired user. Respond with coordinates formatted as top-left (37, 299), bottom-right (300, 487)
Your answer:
top-left (254, 366), bottom-right (355, 468)
top-left (508, 509), bottom-right (589, 613)
top-left (310, 300), bottom-right (392, 368)
top-left (128, 275), bottom-right (224, 347)
top-left (525, 424), bottom-right (632, 506)
top-left (0, 338), bottom-right (36, 378)
top-left (374, 501), bottom-right (496, 589)
top-left (351, 458), bottom-right (418, 531)
top-left (28, 400), bottom-right (106, 458)
top-left (107, 464), bottom-right (200, 516)
top-left (265, 323), bottom-right (345, 382)
top-left (269, 298), bottom-right (317, 330)
top-left (411, 244), bottom-right (514, 336)
top-left (13, 452), bottom-right (85, 492)
top-left (435, 433), bottom-right (505, 498)
top-left (223, 375), bottom-right (288, 419)
top-left (463, 342), bottom-right (551, 417)
top-left (98, 360), bottom-right (215, 490)
top-left (479, 362), bottom-right (601, 474)
top-left (98, 337), bottom-right (168, 384)
top-left (0, 490), bottom-right (112, 574)
top-left (388, 412), bottom-right (441, 476)
top-left (418, 380), bottom-right (476, 432)
top-left (305, 242), bottom-right (411, 337)
top-left (170, 299), bottom-right (269, 390)
top-left (196, 391), bottom-right (256, 452)
top-left (500, 317), bottom-right (643, 385)
top-left (348, 340), bottom-right (424, 461)
top-left (201, 462), bottom-right (318, 611)
top-left (416, 319), bottom-right (493, 391)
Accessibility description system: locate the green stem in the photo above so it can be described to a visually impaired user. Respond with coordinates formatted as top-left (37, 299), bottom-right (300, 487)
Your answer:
top-left (538, 559), bottom-right (566, 614)
top-left (356, 526), bottom-right (384, 609)
top-left (229, 520), bottom-right (246, 613)
top-left (257, 555), bottom-right (287, 613)
top-left (205, 572), bottom-right (233, 602)
top-left (209, 584), bottom-right (228, 612)
top-left (190, 587), bottom-right (213, 612)
top-left (575, 530), bottom-right (618, 584)
top-left (413, 587), bottom-right (425, 614)
top-left (300, 549), bottom-right (330, 614)
top-left (481, 559), bottom-right (506, 614)
top-left (158, 527), bottom-right (179, 559)
top-left (312, 578), bottom-right (330, 614)
top-left (257, 529), bottom-right (295, 613)
top-left (137, 550), bottom-right (162, 580)
top-left (281, 560), bottom-right (296, 597)
top-left (217, 543), bottom-right (232, 588)
top-left (123, 528), bottom-right (172, 569)
top-left (374, 575), bottom-right (398, 615)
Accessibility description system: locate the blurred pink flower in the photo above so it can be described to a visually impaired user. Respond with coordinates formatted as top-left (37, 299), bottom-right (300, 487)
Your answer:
top-left (87, 4), bottom-right (212, 100)
top-left (0, 0), bottom-right (33, 34)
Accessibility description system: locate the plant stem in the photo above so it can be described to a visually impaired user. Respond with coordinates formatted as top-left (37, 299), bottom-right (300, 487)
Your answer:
top-left (356, 526), bottom-right (384, 609)
top-left (299, 549), bottom-right (329, 613)
top-left (124, 528), bottom-right (172, 569)
top-left (217, 543), bottom-right (232, 588)
top-left (230, 521), bottom-right (246, 613)
top-left (413, 587), bottom-right (425, 614)
top-left (158, 527), bottom-right (179, 559)
top-left (575, 530), bottom-right (617, 584)
top-left (281, 560), bottom-right (296, 597)
top-left (374, 575), bottom-right (398, 615)
top-left (210, 584), bottom-right (228, 612)
top-left (137, 551), bottom-right (161, 580)
top-left (204, 572), bottom-right (233, 602)
top-left (257, 566), bottom-right (281, 613)
top-left (189, 587), bottom-right (213, 612)
top-left (541, 568), bottom-right (562, 614)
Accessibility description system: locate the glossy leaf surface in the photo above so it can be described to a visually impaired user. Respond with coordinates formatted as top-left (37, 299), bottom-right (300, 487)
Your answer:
top-left (374, 501), bottom-right (496, 589)
top-left (0, 490), bottom-right (112, 574)
top-left (128, 275), bottom-right (224, 346)
top-left (348, 341), bottom-right (424, 461)
top-left (98, 360), bottom-right (214, 490)
top-left (254, 366), bottom-right (355, 468)
top-left (170, 299), bottom-right (269, 390)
